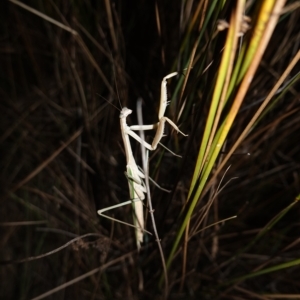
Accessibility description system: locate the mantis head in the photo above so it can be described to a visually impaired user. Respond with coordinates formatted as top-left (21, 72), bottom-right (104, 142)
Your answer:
top-left (120, 107), bottom-right (133, 119)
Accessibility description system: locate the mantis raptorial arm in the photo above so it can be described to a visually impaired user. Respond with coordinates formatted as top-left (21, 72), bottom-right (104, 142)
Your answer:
top-left (129, 72), bottom-right (187, 151)
top-left (128, 117), bottom-right (187, 151)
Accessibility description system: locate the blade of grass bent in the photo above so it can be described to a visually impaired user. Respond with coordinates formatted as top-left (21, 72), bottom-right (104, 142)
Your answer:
top-left (161, 0), bottom-right (286, 284)
top-left (161, 2), bottom-right (246, 284)
top-left (187, 5), bottom-right (240, 200)
top-left (202, 3), bottom-right (296, 199)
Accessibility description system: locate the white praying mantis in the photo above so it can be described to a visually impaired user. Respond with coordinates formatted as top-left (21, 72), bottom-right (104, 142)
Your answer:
top-left (97, 72), bottom-right (187, 250)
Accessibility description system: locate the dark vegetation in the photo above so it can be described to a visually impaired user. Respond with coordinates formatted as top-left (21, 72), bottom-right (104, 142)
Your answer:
top-left (1, 0), bottom-right (300, 299)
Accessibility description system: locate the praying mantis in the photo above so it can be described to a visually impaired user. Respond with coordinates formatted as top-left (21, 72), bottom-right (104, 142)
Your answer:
top-left (97, 72), bottom-right (187, 250)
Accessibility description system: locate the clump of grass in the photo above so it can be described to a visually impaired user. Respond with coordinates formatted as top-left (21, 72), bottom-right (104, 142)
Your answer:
top-left (1, 0), bottom-right (300, 299)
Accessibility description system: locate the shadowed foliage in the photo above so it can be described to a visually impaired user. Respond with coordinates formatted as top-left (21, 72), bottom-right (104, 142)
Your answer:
top-left (1, 1), bottom-right (300, 299)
